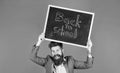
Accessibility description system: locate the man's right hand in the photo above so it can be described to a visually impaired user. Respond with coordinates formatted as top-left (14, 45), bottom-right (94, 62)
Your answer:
top-left (36, 32), bottom-right (45, 46)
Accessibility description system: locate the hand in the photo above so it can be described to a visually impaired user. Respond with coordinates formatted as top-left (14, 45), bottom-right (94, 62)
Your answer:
top-left (36, 32), bottom-right (45, 46)
top-left (87, 39), bottom-right (92, 54)
top-left (38, 32), bottom-right (45, 41)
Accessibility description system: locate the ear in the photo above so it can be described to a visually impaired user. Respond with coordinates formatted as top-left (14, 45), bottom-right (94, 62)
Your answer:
top-left (62, 49), bottom-right (64, 53)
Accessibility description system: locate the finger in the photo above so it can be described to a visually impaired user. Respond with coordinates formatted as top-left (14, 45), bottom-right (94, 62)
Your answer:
top-left (88, 39), bottom-right (92, 46)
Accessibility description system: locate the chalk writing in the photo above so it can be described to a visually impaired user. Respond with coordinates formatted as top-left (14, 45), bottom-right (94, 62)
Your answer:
top-left (53, 26), bottom-right (77, 39)
top-left (55, 12), bottom-right (81, 28)
top-left (44, 6), bottom-right (94, 47)
top-left (53, 11), bottom-right (82, 39)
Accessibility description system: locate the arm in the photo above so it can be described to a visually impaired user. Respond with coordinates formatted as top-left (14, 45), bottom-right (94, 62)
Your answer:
top-left (73, 55), bottom-right (94, 69)
top-left (74, 39), bottom-right (94, 69)
top-left (30, 33), bottom-right (47, 67)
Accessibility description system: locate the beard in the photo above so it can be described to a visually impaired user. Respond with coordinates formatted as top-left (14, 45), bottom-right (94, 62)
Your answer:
top-left (51, 53), bottom-right (64, 66)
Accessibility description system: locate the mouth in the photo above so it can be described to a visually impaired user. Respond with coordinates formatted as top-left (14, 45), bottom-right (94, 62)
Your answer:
top-left (54, 55), bottom-right (60, 59)
top-left (55, 56), bottom-right (60, 59)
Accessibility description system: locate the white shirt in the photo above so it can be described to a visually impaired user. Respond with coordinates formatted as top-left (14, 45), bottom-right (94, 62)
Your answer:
top-left (52, 63), bottom-right (67, 73)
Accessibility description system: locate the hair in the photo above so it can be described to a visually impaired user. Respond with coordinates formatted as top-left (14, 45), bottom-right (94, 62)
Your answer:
top-left (49, 41), bottom-right (63, 49)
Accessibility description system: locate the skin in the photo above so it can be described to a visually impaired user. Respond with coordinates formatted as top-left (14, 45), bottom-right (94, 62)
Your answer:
top-left (30, 32), bottom-right (93, 70)
top-left (51, 46), bottom-right (64, 60)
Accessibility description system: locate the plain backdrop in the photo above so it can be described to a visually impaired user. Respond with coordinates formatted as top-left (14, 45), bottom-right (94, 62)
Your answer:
top-left (0, 0), bottom-right (120, 73)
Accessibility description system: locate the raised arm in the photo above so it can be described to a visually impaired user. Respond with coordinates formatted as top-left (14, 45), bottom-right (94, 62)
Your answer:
top-left (73, 39), bottom-right (94, 69)
top-left (30, 33), bottom-right (47, 67)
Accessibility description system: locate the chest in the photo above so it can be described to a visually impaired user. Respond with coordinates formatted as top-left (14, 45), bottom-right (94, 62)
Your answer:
top-left (53, 64), bottom-right (67, 73)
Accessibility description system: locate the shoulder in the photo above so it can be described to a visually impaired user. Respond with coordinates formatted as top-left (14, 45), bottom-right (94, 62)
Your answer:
top-left (46, 55), bottom-right (51, 59)
top-left (64, 55), bottom-right (74, 61)
top-left (45, 55), bottom-right (53, 61)
top-left (65, 55), bottom-right (74, 58)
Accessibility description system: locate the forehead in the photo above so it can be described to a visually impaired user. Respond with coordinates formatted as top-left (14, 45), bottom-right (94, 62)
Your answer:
top-left (51, 46), bottom-right (62, 51)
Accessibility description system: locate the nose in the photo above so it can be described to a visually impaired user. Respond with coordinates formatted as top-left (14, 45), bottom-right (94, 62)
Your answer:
top-left (54, 50), bottom-right (59, 54)
top-left (52, 51), bottom-right (57, 56)
top-left (54, 52), bottom-right (58, 55)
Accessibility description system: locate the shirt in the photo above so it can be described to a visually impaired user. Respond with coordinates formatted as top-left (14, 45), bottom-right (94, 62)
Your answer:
top-left (52, 63), bottom-right (67, 73)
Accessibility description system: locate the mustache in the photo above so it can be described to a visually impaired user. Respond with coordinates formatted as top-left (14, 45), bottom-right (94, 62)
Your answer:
top-left (51, 54), bottom-right (64, 66)
top-left (53, 54), bottom-right (61, 57)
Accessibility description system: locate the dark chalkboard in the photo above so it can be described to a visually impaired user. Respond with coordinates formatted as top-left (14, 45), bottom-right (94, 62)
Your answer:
top-left (43, 5), bottom-right (95, 48)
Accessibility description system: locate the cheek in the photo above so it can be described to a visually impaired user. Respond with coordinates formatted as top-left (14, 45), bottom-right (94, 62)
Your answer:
top-left (51, 51), bottom-right (62, 56)
top-left (59, 51), bottom-right (62, 54)
top-left (57, 51), bottom-right (62, 55)
top-left (51, 52), bottom-right (55, 56)
top-left (51, 52), bottom-right (58, 56)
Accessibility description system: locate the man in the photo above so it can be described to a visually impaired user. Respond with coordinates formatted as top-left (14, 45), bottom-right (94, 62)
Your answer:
top-left (30, 33), bottom-right (94, 73)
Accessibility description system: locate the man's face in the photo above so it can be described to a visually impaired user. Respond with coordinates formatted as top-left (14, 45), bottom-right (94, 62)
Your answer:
top-left (51, 46), bottom-right (63, 60)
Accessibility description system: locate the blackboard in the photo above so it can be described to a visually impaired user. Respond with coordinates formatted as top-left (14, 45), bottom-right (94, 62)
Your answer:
top-left (43, 5), bottom-right (95, 48)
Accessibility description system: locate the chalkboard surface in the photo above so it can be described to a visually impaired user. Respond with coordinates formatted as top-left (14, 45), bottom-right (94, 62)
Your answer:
top-left (44, 5), bottom-right (94, 48)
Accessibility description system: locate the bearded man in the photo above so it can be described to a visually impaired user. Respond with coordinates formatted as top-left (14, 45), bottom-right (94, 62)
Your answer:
top-left (30, 33), bottom-right (94, 73)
